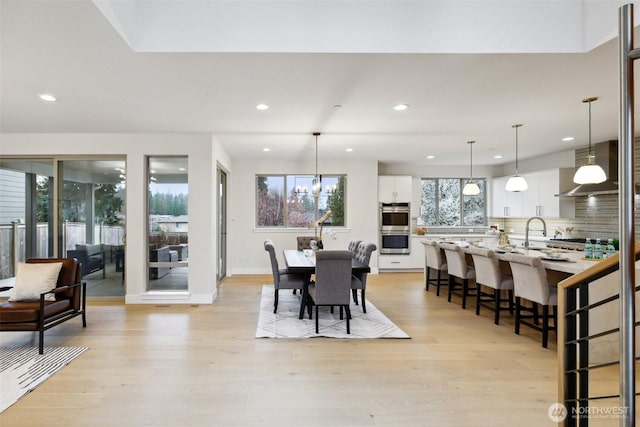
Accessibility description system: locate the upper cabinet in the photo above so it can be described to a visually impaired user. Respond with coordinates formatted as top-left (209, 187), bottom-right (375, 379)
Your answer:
top-left (379, 176), bottom-right (412, 203)
top-left (491, 169), bottom-right (574, 218)
top-left (491, 175), bottom-right (523, 217)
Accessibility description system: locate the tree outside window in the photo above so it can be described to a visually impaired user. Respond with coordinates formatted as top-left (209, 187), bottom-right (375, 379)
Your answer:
top-left (257, 175), bottom-right (345, 227)
top-left (420, 178), bottom-right (486, 227)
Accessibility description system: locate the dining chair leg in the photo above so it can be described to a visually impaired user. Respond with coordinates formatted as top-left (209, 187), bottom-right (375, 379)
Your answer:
top-left (436, 271), bottom-right (443, 296)
top-left (508, 290), bottom-right (514, 314)
top-left (475, 284), bottom-right (482, 315)
top-left (447, 276), bottom-right (455, 302)
top-left (361, 289), bottom-right (367, 313)
top-left (345, 306), bottom-right (351, 334)
top-left (315, 306), bottom-right (319, 333)
top-left (542, 305), bottom-right (549, 348)
top-left (352, 289), bottom-right (359, 305)
top-left (425, 267), bottom-right (431, 291)
top-left (339, 306), bottom-right (344, 320)
top-left (532, 302), bottom-right (540, 325)
top-left (515, 297), bottom-right (522, 335)
top-left (461, 279), bottom-right (468, 309)
top-left (273, 289), bottom-right (279, 313)
top-left (494, 289), bottom-right (500, 325)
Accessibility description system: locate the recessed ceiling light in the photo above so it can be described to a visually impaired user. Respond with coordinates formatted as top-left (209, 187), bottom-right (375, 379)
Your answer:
top-left (263, 148), bottom-right (271, 152)
top-left (426, 155), bottom-right (435, 159)
top-left (179, 168), bottom-right (186, 171)
top-left (393, 104), bottom-right (409, 111)
top-left (562, 136), bottom-right (575, 142)
top-left (493, 155), bottom-right (504, 159)
top-left (345, 148), bottom-right (353, 152)
top-left (38, 93), bottom-right (57, 102)
top-left (256, 103), bottom-right (269, 110)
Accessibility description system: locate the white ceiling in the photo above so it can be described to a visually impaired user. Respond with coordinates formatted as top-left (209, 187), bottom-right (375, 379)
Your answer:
top-left (2, 0), bottom-right (640, 167)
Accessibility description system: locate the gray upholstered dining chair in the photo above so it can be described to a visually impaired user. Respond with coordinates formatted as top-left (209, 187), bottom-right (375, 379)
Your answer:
top-left (466, 246), bottom-right (514, 325)
top-left (502, 252), bottom-right (557, 348)
top-left (347, 240), bottom-right (362, 257)
top-left (439, 242), bottom-right (476, 309)
top-left (308, 250), bottom-right (354, 334)
top-left (264, 240), bottom-right (306, 313)
top-left (351, 242), bottom-right (377, 312)
top-left (421, 240), bottom-right (448, 296)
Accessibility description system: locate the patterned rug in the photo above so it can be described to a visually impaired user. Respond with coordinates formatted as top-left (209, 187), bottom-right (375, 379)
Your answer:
top-left (256, 285), bottom-right (410, 339)
top-left (0, 346), bottom-right (88, 413)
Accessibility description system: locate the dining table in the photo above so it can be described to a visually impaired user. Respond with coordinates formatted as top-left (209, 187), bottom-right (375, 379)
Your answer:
top-left (283, 249), bottom-right (371, 319)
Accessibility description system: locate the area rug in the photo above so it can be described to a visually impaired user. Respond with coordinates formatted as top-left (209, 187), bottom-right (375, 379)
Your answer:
top-left (0, 346), bottom-right (88, 413)
top-left (256, 285), bottom-right (410, 339)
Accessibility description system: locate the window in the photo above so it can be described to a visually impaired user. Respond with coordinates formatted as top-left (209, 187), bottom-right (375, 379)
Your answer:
top-left (420, 178), bottom-right (486, 227)
top-left (257, 175), bottom-right (345, 227)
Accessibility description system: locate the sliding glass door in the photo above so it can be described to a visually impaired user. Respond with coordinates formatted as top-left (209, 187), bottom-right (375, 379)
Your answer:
top-left (60, 159), bottom-right (126, 296)
top-left (147, 156), bottom-right (189, 291)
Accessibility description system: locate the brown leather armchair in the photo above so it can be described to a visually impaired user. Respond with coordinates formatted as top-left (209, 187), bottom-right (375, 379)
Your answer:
top-left (0, 258), bottom-right (87, 354)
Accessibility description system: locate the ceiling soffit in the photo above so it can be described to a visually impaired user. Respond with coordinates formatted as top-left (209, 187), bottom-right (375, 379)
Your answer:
top-left (92, 0), bottom-right (633, 54)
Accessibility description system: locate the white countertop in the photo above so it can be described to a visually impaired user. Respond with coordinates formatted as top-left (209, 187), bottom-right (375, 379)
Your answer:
top-left (496, 248), bottom-right (594, 275)
top-left (422, 240), bottom-right (596, 275)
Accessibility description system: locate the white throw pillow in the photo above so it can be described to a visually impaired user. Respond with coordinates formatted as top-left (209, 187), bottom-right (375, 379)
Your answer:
top-left (8, 262), bottom-right (64, 302)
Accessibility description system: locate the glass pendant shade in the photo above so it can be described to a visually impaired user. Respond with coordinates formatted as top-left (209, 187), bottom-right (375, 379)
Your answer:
top-left (505, 175), bottom-right (528, 192)
top-left (463, 181), bottom-right (481, 195)
top-left (506, 124), bottom-right (527, 192)
top-left (573, 163), bottom-right (607, 184)
top-left (573, 97), bottom-right (607, 185)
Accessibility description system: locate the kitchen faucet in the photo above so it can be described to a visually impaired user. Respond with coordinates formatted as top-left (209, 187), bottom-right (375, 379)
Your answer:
top-left (524, 216), bottom-right (547, 249)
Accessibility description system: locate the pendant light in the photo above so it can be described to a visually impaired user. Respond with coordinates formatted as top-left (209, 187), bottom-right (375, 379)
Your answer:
top-left (573, 97), bottom-right (607, 184)
top-left (312, 132), bottom-right (321, 197)
top-left (462, 140), bottom-right (481, 195)
top-left (505, 123), bottom-right (528, 192)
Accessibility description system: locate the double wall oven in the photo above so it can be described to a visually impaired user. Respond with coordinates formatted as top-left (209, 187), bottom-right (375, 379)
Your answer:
top-left (380, 202), bottom-right (411, 254)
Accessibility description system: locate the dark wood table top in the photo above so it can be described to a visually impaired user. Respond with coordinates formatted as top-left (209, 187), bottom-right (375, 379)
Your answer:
top-left (283, 249), bottom-right (370, 274)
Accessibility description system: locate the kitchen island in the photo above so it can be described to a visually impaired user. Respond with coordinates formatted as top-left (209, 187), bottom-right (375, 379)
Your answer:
top-left (379, 234), bottom-right (500, 270)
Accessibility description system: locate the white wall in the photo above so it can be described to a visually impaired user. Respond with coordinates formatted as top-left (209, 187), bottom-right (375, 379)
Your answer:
top-left (0, 133), bottom-right (229, 304)
top-left (229, 158), bottom-right (379, 275)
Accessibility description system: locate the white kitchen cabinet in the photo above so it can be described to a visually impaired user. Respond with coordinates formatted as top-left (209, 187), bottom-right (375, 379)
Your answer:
top-left (379, 176), bottom-right (412, 203)
top-left (491, 169), bottom-right (574, 218)
top-left (521, 169), bottom-right (575, 218)
top-left (491, 175), bottom-right (523, 217)
top-left (378, 254), bottom-right (416, 269)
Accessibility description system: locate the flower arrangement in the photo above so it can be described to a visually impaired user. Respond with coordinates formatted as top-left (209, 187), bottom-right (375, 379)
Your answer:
top-left (555, 226), bottom-right (575, 238)
top-left (308, 210), bottom-right (333, 246)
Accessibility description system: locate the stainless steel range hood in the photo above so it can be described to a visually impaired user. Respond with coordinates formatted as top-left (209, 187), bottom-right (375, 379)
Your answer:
top-left (557, 141), bottom-right (630, 197)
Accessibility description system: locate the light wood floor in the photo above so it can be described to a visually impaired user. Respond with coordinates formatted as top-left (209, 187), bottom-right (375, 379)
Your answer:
top-left (1, 272), bottom-right (568, 426)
